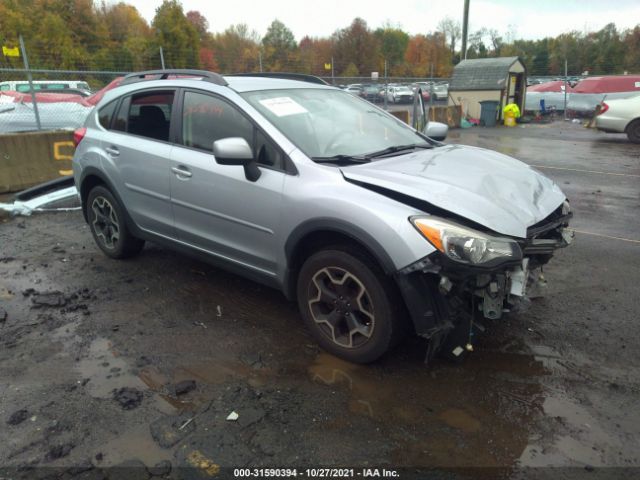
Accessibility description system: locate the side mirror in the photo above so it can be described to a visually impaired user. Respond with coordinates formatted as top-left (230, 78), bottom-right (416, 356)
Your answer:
top-left (213, 137), bottom-right (261, 182)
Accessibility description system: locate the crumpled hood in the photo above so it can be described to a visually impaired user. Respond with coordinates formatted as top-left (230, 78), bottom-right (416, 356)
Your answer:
top-left (342, 144), bottom-right (566, 238)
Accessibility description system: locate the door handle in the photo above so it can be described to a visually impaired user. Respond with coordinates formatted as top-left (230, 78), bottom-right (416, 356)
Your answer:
top-left (171, 166), bottom-right (192, 178)
top-left (105, 146), bottom-right (120, 156)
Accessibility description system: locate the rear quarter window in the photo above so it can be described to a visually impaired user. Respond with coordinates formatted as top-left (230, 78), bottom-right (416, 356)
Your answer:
top-left (98, 100), bottom-right (118, 129)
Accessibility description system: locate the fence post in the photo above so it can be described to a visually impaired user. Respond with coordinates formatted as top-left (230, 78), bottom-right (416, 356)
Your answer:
top-left (383, 59), bottom-right (388, 110)
top-left (563, 59), bottom-right (568, 120)
top-left (159, 47), bottom-right (166, 69)
top-left (19, 35), bottom-right (42, 131)
top-left (331, 56), bottom-right (334, 85)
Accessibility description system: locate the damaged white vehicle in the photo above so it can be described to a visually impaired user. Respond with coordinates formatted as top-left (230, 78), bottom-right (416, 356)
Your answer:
top-left (72, 70), bottom-right (573, 364)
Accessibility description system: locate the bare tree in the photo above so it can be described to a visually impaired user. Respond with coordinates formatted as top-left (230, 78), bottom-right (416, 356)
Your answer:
top-left (437, 17), bottom-right (461, 57)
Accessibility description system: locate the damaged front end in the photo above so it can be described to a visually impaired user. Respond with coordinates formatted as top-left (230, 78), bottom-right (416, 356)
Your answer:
top-left (395, 201), bottom-right (573, 362)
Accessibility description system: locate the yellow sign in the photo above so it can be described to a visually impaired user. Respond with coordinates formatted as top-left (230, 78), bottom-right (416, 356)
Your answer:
top-left (2, 46), bottom-right (20, 57)
top-left (324, 63), bottom-right (332, 71)
top-left (53, 141), bottom-right (74, 176)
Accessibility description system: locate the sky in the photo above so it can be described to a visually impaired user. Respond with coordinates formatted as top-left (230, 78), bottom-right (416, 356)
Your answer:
top-left (125, 0), bottom-right (640, 42)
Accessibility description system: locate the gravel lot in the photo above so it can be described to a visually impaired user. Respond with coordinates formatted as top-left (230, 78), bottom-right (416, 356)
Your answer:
top-left (0, 121), bottom-right (638, 479)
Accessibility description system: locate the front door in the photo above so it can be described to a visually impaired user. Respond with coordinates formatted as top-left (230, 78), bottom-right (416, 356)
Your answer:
top-left (169, 90), bottom-right (285, 277)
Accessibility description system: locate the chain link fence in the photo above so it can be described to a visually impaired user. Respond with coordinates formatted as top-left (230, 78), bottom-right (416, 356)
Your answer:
top-left (0, 66), bottom-right (451, 134)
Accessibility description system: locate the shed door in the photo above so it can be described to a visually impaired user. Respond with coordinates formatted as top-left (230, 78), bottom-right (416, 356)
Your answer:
top-left (507, 73), bottom-right (525, 110)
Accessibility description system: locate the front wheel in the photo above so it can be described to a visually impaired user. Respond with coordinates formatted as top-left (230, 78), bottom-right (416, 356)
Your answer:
top-left (297, 248), bottom-right (404, 363)
top-left (86, 185), bottom-right (144, 259)
top-left (627, 119), bottom-right (640, 143)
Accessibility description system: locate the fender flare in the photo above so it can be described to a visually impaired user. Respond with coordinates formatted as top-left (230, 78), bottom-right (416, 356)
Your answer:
top-left (78, 167), bottom-right (141, 237)
top-left (282, 218), bottom-right (397, 300)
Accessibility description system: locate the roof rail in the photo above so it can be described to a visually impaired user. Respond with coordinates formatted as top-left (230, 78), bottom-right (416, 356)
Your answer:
top-left (226, 72), bottom-right (329, 85)
top-left (120, 69), bottom-right (228, 87)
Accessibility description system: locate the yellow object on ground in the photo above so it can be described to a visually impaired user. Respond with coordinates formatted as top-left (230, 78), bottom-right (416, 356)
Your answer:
top-left (503, 103), bottom-right (520, 127)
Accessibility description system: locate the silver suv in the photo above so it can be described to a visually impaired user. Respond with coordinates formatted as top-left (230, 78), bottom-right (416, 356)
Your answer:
top-left (72, 70), bottom-right (573, 364)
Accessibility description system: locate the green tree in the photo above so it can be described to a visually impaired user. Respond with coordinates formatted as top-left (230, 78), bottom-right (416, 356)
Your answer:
top-left (262, 19), bottom-right (296, 71)
top-left (152, 0), bottom-right (200, 69)
top-left (374, 25), bottom-right (409, 72)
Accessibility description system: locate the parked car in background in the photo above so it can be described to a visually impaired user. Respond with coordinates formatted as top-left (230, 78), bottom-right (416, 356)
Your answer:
top-left (0, 101), bottom-right (92, 133)
top-left (595, 94), bottom-right (640, 143)
top-left (411, 82), bottom-right (432, 101)
top-left (361, 84), bottom-right (381, 102)
top-left (386, 85), bottom-right (414, 103)
top-left (0, 80), bottom-right (91, 92)
top-left (567, 75), bottom-right (640, 117)
top-left (344, 84), bottom-right (363, 96)
top-left (73, 69), bottom-right (572, 364)
top-left (432, 83), bottom-right (449, 100)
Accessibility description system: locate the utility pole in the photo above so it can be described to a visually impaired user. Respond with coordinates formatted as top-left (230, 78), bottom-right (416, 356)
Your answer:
top-left (383, 59), bottom-right (388, 110)
top-left (259, 51), bottom-right (263, 72)
top-left (19, 35), bottom-right (41, 130)
top-left (461, 0), bottom-right (470, 60)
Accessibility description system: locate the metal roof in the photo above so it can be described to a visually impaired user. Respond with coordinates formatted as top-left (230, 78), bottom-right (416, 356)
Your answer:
top-left (449, 57), bottom-right (523, 91)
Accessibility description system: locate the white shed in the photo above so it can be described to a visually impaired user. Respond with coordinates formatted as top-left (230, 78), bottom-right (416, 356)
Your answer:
top-left (448, 57), bottom-right (527, 120)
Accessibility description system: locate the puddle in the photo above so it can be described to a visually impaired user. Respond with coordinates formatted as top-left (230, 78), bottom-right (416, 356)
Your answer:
top-left (76, 338), bottom-right (149, 398)
top-left (308, 349), bottom-right (547, 467)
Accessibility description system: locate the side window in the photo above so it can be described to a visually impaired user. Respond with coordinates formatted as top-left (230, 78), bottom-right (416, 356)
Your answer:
top-left (182, 91), bottom-right (253, 152)
top-left (98, 100), bottom-right (117, 129)
top-left (127, 91), bottom-right (174, 141)
top-left (0, 85), bottom-right (10, 91)
top-left (255, 130), bottom-right (284, 170)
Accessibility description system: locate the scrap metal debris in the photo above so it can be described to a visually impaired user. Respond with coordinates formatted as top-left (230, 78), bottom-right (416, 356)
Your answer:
top-left (0, 177), bottom-right (80, 216)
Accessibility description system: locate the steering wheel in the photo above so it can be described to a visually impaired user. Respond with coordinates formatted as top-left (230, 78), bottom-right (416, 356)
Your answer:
top-left (323, 130), bottom-right (356, 155)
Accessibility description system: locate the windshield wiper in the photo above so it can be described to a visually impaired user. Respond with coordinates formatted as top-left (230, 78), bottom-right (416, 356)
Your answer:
top-left (311, 154), bottom-right (370, 164)
top-left (364, 143), bottom-right (432, 159)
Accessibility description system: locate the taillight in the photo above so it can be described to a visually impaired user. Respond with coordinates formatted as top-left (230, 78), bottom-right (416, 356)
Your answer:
top-left (73, 127), bottom-right (87, 147)
top-left (597, 102), bottom-right (609, 116)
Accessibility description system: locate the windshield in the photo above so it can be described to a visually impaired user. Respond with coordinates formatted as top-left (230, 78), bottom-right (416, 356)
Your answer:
top-left (241, 88), bottom-right (429, 160)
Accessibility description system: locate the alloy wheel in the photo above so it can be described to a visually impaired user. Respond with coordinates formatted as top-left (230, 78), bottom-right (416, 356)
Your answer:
top-left (91, 196), bottom-right (120, 250)
top-left (308, 267), bottom-right (375, 348)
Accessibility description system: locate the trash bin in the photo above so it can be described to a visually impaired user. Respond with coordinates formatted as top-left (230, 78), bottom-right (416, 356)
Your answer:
top-left (479, 100), bottom-right (499, 127)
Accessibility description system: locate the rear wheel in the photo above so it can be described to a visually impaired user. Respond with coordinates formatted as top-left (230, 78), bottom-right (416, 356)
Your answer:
top-left (627, 119), bottom-right (640, 143)
top-left (297, 247), bottom-right (404, 363)
top-left (86, 185), bottom-right (144, 259)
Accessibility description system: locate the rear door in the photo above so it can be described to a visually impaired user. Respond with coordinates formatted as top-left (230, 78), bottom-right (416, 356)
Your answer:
top-left (169, 89), bottom-right (285, 277)
top-left (105, 89), bottom-right (176, 238)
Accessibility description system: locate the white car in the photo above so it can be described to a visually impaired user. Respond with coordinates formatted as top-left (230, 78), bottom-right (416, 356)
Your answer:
top-left (595, 94), bottom-right (640, 143)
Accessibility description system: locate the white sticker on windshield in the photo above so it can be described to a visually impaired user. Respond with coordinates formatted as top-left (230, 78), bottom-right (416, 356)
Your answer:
top-left (259, 97), bottom-right (308, 117)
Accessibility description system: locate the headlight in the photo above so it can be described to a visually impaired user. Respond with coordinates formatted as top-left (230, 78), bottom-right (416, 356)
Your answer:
top-left (411, 216), bottom-right (522, 266)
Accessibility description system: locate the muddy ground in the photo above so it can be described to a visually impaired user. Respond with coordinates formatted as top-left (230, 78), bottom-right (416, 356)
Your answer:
top-left (0, 122), bottom-right (639, 479)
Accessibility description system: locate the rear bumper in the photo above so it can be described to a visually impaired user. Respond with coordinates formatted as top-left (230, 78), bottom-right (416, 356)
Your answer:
top-left (595, 116), bottom-right (627, 134)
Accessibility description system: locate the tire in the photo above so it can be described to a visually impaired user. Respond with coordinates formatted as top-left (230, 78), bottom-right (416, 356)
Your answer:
top-left (296, 247), bottom-right (405, 363)
top-left (86, 185), bottom-right (145, 259)
top-left (627, 119), bottom-right (640, 143)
